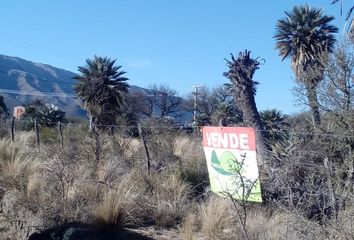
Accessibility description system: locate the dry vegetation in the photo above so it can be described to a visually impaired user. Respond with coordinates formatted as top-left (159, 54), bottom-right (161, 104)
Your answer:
top-left (0, 111), bottom-right (353, 240)
top-left (1, 3), bottom-right (354, 239)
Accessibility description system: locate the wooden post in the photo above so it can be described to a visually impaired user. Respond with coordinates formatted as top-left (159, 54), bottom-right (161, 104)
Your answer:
top-left (34, 118), bottom-right (40, 147)
top-left (11, 117), bottom-right (15, 142)
top-left (324, 157), bottom-right (337, 218)
top-left (58, 121), bottom-right (63, 149)
top-left (93, 127), bottom-right (100, 174)
top-left (138, 124), bottom-right (151, 174)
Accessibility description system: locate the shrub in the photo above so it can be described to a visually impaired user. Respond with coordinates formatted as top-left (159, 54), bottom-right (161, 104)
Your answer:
top-left (200, 195), bottom-right (233, 240)
top-left (129, 169), bottom-right (194, 228)
top-left (93, 178), bottom-right (140, 228)
top-left (179, 213), bottom-right (196, 240)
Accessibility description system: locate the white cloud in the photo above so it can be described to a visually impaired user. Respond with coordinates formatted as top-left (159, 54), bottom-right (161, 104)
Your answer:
top-left (126, 60), bottom-right (152, 68)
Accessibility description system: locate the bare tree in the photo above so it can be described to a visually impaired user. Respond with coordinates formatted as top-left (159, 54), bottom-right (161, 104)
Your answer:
top-left (124, 91), bottom-right (154, 118)
top-left (149, 84), bottom-right (181, 119)
top-left (184, 85), bottom-right (241, 126)
top-left (319, 41), bottom-right (354, 113)
top-left (184, 87), bottom-right (216, 122)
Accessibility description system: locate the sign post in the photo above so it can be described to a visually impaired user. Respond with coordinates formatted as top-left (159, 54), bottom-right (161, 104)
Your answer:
top-left (202, 126), bottom-right (262, 202)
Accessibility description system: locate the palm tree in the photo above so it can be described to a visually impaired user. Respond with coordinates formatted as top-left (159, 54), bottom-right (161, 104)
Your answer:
top-left (21, 100), bottom-right (65, 128)
top-left (73, 56), bottom-right (129, 131)
top-left (274, 5), bottom-right (338, 126)
top-left (260, 109), bottom-right (289, 143)
top-left (212, 102), bottom-right (242, 126)
top-left (224, 50), bottom-right (270, 174)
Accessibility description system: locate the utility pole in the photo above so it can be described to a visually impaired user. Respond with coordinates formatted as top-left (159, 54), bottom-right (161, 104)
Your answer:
top-left (191, 84), bottom-right (203, 127)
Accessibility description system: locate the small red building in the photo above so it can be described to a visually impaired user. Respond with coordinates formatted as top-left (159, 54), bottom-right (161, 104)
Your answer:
top-left (13, 106), bottom-right (26, 119)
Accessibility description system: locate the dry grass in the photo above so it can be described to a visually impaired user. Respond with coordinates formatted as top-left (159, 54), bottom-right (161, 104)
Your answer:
top-left (324, 205), bottom-right (354, 239)
top-left (0, 137), bottom-right (13, 161)
top-left (200, 196), bottom-right (233, 240)
top-left (0, 128), bottom-right (353, 240)
top-left (174, 135), bottom-right (202, 158)
top-left (142, 171), bottom-right (193, 228)
top-left (199, 202), bottom-right (326, 240)
top-left (113, 135), bottom-right (142, 159)
top-left (179, 213), bottom-right (196, 240)
top-left (96, 156), bottom-right (125, 185)
top-left (1, 153), bottom-right (31, 188)
top-left (0, 132), bottom-right (34, 162)
top-left (242, 208), bottom-right (325, 240)
top-left (0, 135), bottom-right (33, 190)
top-left (93, 177), bottom-right (140, 228)
top-left (174, 136), bottom-right (208, 196)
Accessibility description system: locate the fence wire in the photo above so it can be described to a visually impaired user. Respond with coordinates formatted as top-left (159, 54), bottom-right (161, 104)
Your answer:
top-left (4, 118), bottom-right (354, 136)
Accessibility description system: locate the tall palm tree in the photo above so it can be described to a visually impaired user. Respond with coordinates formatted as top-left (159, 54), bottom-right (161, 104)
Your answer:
top-left (274, 5), bottom-right (338, 126)
top-left (73, 55), bottom-right (129, 131)
top-left (224, 50), bottom-right (270, 175)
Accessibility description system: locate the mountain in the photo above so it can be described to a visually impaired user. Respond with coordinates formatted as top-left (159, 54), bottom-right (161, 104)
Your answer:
top-left (0, 54), bottom-right (145, 117)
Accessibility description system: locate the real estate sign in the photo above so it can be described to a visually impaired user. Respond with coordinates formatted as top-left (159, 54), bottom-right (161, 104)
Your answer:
top-left (202, 127), bottom-right (262, 202)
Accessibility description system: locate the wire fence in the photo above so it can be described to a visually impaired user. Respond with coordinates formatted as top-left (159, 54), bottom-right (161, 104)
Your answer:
top-left (2, 118), bottom-right (354, 148)
top-left (1, 118), bottom-right (353, 173)
top-left (4, 118), bottom-right (354, 135)
top-left (2, 118), bottom-right (354, 212)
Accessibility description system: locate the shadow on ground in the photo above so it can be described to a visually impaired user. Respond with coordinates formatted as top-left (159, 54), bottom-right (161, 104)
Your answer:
top-left (28, 222), bottom-right (154, 240)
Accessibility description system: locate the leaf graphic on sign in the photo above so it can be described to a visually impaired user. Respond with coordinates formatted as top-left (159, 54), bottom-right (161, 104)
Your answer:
top-left (211, 150), bottom-right (240, 175)
top-left (220, 151), bottom-right (242, 173)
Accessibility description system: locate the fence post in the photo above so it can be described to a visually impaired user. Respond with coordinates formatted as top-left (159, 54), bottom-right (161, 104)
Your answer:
top-left (58, 121), bottom-right (63, 149)
top-left (11, 117), bottom-right (15, 142)
top-left (138, 124), bottom-right (151, 174)
top-left (34, 118), bottom-right (40, 147)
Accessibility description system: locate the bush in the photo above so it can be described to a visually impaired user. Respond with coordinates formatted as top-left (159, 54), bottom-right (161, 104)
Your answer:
top-left (200, 196), bottom-right (233, 240)
top-left (93, 178), bottom-right (140, 228)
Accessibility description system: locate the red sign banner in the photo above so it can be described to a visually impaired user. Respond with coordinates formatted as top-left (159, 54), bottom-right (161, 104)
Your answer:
top-left (202, 126), bottom-right (256, 151)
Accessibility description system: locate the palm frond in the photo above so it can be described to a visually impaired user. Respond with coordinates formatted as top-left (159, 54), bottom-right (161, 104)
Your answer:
top-left (72, 55), bottom-right (130, 125)
top-left (224, 50), bottom-right (261, 96)
top-left (274, 4), bottom-right (338, 80)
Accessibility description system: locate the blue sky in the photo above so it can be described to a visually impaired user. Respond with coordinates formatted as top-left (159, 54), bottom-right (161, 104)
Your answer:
top-left (0, 0), bottom-right (349, 114)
